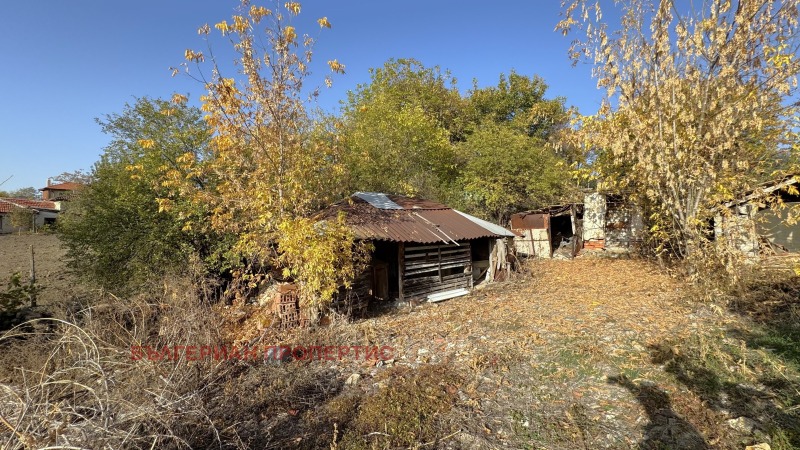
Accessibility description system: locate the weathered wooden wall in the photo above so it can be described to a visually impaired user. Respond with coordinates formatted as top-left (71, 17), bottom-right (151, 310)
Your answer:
top-left (401, 242), bottom-right (472, 300)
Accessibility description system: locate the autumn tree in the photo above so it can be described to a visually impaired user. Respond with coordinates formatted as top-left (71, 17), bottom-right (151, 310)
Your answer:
top-left (340, 58), bottom-right (464, 201)
top-left (168, 1), bottom-right (368, 309)
top-left (59, 97), bottom-right (216, 293)
top-left (459, 123), bottom-right (566, 223)
top-left (558, 0), bottom-right (800, 259)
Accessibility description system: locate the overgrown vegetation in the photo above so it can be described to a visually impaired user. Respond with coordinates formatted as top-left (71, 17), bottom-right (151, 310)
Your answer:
top-left (339, 60), bottom-right (577, 221)
top-left (0, 272), bottom-right (39, 330)
top-left (7, 208), bottom-right (33, 233)
top-left (558, 0), bottom-right (800, 269)
top-left (6, 0), bottom-right (800, 449)
top-left (58, 97), bottom-right (219, 294)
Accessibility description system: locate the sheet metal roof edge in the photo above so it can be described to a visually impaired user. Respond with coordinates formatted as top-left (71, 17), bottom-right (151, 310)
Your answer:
top-left (452, 209), bottom-right (516, 238)
top-left (353, 191), bottom-right (403, 210)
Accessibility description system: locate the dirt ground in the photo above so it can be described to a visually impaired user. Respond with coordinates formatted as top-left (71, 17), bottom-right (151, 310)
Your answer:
top-left (1, 237), bottom-right (797, 448)
top-left (232, 257), bottom-right (800, 449)
top-left (0, 233), bottom-right (89, 310)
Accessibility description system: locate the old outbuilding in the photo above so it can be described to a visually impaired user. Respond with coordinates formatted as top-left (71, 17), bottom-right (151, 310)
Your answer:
top-left (319, 192), bottom-right (516, 304)
top-left (715, 174), bottom-right (800, 258)
top-left (510, 192), bottom-right (644, 258)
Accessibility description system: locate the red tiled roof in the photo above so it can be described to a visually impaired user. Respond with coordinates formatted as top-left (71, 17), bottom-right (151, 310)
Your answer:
top-left (318, 193), bottom-right (513, 244)
top-left (40, 182), bottom-right (82, 191)
top-left (0, 198), bottom-right (58, 213)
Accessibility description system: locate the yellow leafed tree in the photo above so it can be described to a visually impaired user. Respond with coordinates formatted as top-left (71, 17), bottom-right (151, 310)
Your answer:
top-left (558, 0), bottom-right (800, 261)
top-left (164, 0), bottom-right (368, 310)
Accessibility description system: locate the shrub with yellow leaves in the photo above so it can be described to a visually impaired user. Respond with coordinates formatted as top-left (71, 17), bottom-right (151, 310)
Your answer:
top-left (171, 0), bottom-right (357, 310)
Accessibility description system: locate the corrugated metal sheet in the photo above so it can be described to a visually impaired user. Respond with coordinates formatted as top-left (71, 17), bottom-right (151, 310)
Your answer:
top-left (319, 194), bottom-right (513, 244)
top-left (453, 209), bottom-right (516, 238)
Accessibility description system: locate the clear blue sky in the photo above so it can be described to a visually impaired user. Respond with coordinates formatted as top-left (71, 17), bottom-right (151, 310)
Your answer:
top-left (0, 1), bottom-right (602, 192)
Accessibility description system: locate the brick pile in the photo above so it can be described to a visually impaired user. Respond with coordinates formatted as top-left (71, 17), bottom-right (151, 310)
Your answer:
top-left (583, 239), bottom-right (605, 250)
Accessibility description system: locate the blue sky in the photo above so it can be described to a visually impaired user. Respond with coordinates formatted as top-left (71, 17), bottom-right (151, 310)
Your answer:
top-left (0, 1), bottom-right (602, 192)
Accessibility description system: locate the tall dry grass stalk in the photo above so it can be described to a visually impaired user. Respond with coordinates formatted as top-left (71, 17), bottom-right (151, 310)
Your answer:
top-left (0, 276), bottom-right (236, 449)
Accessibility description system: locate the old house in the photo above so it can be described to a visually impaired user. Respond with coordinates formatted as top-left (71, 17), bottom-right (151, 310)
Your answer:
top-left (0, 198), bottom-right (61, 233)
top-left (319, 192), bottom-right (515, 304)
top-left (510, 203), bottom-right (583, 258)
top-left (510, 192), bottom-right (644, 258)
top-left (40, 180), bottom-right (82, 200)
top-left (715, 174), bottom-right (800, 258)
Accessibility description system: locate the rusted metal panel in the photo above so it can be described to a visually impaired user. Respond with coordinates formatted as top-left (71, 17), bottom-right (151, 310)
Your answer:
top-left (512, 213), bottom-right (552, 258)
top-left (510, 212), bottom-right (548, 230)
top-left (319, 195), bottom-right (512, 244)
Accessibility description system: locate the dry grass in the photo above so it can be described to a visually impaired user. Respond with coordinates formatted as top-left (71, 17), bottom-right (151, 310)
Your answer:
top-left (1, 257), bottom-right (799, 449)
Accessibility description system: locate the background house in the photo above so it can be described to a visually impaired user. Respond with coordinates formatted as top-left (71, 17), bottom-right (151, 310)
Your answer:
top-left (0, 199), bottom-right (60, 233)
top-left (40, 180), bottom-right (82, 201)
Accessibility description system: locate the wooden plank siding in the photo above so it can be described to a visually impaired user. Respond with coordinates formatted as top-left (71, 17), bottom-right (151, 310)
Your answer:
top-left (401, 242), bottom-right (472, 300)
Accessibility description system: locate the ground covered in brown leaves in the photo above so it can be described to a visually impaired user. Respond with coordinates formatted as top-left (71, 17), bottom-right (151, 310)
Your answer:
top-left (232, 257), bottom-right (800, 449)
top-left (5, 244), bottom-right (796, 449)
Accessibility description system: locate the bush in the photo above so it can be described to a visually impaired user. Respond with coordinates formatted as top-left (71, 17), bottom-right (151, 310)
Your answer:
top-left (8, 208), bottom-right (34, 232)
top-left (336, 364), bottom-right (463, 449)
top-left (0, 272), bottom-right (39, 329)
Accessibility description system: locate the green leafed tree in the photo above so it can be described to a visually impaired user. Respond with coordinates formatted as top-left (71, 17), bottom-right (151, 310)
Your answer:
top-left (340, 58), bottom-right (464, 201)
top-left (459, 123), bottom-right (568, 223)
top-left (9, 207), bottom-right (35, 231)
top-left (58, 97), bottom-right (215, 293)
top-left (467, 72), bottom-right (569, 141)
top-left (453, 72), bottom-right (577, 220)
top-left (1, 187), bottom-right (39, 199)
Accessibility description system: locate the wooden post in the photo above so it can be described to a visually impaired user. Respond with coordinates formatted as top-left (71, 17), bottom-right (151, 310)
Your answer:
top-left (488, 240), bottom-right (495, 282)
top-left (437, 245), bottom-right (442, 282)
top-left (29, 245), bottom-right (37, 307)
top-left (397, 242), bottom-right (405, 302)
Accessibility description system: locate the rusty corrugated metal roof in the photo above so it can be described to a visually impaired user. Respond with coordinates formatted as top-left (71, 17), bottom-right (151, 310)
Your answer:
top-left (319, 193), bottom-right (513, 243)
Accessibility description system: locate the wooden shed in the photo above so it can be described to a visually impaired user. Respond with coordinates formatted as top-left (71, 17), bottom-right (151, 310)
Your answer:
top-left (319, 192), bottom-right (516, 304)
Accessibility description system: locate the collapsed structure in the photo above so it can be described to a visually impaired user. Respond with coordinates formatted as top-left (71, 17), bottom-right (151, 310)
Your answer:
top-left (510, 192), bottom-right (644, 258)
top-left (714, 174), bottom-right (800, 258)
top-left (319, 192), bottom-right (516, 304)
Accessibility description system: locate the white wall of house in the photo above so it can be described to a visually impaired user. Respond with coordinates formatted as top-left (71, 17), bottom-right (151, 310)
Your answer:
top-left (0, 210), bottom-right (59, 234)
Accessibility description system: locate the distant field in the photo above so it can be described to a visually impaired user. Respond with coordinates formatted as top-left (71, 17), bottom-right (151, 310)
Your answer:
top-left (0, 233), bottom-right (88, 308)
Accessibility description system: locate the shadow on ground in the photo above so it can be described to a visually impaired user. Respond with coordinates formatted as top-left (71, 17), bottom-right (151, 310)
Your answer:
top-left (644, 274), bottom-right (800, 448)
top-left (608, 374), bottom-right (710, 449)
